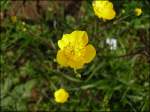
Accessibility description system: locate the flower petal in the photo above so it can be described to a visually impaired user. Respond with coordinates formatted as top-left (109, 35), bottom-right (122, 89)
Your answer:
top-left (101, 8), bottom-right (116, 20)
top-left (68, 59), bottom-right (84, 69)
top-left (56, 50), bottom-right (68, 67)
top-left (71, 31), bottom-right (88, 46)
top-left (58, 34), bottom-right (70, 49)
top-left (83, 44), bottom-right (96, 63)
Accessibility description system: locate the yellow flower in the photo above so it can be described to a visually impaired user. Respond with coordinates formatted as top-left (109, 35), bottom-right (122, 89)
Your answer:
top-left (92, 0), bottom-right (116, 20)
top-left (22, 28), bottom-right (27, 32)
top-left (121, 9), bottom-right (125, 14)
top-left (56, 31), bottom-right (96, 69)
top-left (134, 8), bottom-right (142, 16)
top-left (11, 16), bottom-right (17, 23)
top-left (54, 88), bottom-right (69, 103)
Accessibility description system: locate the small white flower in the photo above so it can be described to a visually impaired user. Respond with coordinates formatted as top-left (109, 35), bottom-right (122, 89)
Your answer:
top-left (106, 38), bottom-right (117, 50)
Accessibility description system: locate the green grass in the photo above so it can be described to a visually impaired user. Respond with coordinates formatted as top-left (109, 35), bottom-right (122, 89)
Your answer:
top-left (0, 0), bottom-right (150, 111)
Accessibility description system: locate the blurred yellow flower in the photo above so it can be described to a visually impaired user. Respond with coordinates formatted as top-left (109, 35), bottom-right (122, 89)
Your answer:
top-left (92, 0), bottom-right (116, 20)
top-left (56, 31), bottom-right (96, 69)
top-left (54, 88), bottom-right (69, 103)
top-left (11, 16), bottom-right (17, 23)
top-left (22, 28), bottom-right (27, 32)
top-left (134, 8), bottom-right (142, 16)
top-left (22, 21), bottom-right (26, 26)
top-left (121, 9), bottom-right (125, 14)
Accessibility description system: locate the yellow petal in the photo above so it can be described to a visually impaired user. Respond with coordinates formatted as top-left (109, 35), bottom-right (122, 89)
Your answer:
top-left (58, 34), bottom-right (70, 49)
top-left (56, 50), bottom-right (68, 67)
top-left (101, 8), bottom-right (116, 20)
top-left (83, 44), bottom-right (96, 63)
top-left (93, 1), bottom-right (113, 9)
top-left (71, 31), bottom-right (88, 46)
top-left (68, 59), bottom-right (84, 69)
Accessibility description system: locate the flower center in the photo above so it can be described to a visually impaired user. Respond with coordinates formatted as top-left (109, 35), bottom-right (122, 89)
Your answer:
top-left (64, 43), bottom-right (83, 60)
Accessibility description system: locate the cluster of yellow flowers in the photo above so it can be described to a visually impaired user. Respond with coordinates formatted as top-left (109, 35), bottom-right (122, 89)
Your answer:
top-left (92, 0), bottom-right (142, 20)
top-left (7, 0), bottom-right (143, 104)
top-left (56, 1), bottom-right (143, 70)
top-left (54, 0), bottom-right (143, 104)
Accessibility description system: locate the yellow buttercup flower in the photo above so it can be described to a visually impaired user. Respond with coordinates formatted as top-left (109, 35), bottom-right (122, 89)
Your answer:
top-left (134, 8), bottom-right (142, 16)
top-left (92, 0), bottom-right (116, 20)
top-left (56, 31), bottom-right (96, 69)
top-left (54, 88), bottom-right (69, 103)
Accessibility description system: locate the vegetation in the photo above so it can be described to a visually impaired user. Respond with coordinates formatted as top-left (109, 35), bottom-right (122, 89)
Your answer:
top-left (0, 0), bottom-right (150, 111)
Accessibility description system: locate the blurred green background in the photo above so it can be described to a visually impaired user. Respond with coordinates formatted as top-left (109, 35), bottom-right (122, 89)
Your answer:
top-left (0, 0), bottom-right (150, 111)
